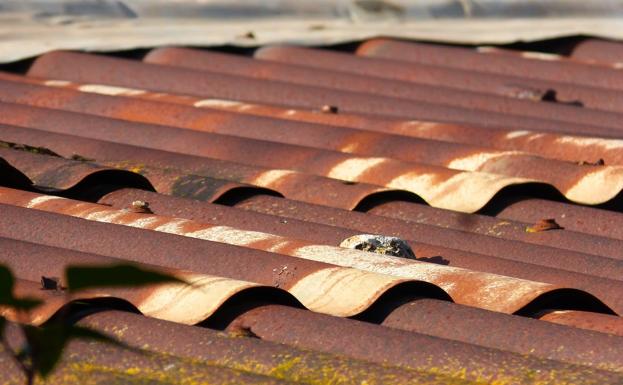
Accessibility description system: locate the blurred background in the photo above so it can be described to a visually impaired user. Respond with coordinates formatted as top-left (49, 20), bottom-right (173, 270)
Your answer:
top-left (1, 1), bottom-right (623, 63)
top-left (3, 0), bottom-right (623, 20)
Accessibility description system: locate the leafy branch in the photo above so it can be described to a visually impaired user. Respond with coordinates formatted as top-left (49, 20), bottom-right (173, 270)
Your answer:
top-left (0, 264), bottom-right (185, 385)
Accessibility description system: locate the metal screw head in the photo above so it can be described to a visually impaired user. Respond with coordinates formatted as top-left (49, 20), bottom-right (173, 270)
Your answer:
top-left (130, 200), bottom-right (153, 214)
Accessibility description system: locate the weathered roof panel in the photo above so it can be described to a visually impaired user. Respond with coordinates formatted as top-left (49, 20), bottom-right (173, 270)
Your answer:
top-left (2, 36), bottom-right (623, 384)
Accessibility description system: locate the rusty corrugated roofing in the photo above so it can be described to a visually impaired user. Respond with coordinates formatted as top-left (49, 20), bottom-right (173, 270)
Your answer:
top-left (2, 183), bottom-right (607, 316)
top-left (143, 47), bottom-right (623, 130)
top-left (1, 36), bottom-right (623, 384)
top-left (569, 39), bottom-right (623, 66)
top-left (2, 83), bottom-right (623, 212)
top-left (7, 72), bottom-right (623, 166)
top-left (253, 45), bottom-right (623, 113)
top-left (4, 147), bottom-right (623, 318)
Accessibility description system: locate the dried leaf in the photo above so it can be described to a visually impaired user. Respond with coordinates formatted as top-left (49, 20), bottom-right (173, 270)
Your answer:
top-left (576, 158), bottom-right (605, 166)
top-left (41, 277), bottom-right (63, 291)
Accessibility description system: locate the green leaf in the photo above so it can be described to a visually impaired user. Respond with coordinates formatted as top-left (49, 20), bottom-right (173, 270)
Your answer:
top-left (0, 316), bottom-right (5, 340)
top-left (6, 297), bottom-right (43, 311)
top-left (65, 264), bottom-right (186, 293)
top-left (23, 325), bottom-right (60, 378)
top-left (0, 265), bottom-right (41, 310)
top-left (0, 265), bottom-right (14, 304)
top-left (26, 323), bottom-right (131, 378)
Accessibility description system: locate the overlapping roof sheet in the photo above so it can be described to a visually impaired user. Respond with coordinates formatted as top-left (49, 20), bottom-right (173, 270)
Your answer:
top-left (1, 36), bottom-right (623, 384)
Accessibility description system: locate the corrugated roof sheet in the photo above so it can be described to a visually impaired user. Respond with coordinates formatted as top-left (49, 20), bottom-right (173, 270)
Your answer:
top-left (1, 36), bottom-right (623, 384)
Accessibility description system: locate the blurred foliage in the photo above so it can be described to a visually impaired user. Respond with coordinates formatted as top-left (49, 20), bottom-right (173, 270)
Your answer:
top-left (0, 263), bottom-right (185, 385)
top-left (65, 264), bottom-right (184, 292)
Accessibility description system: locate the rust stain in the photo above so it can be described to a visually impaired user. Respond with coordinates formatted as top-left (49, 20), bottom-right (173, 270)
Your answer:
top-left (526, 219), bottom-right (564, 233)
